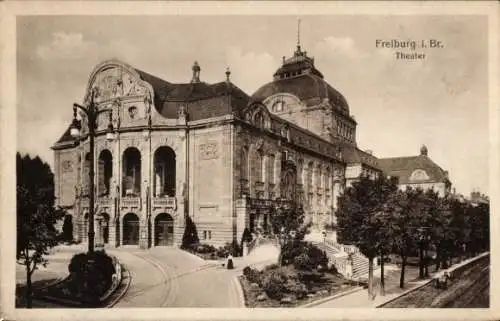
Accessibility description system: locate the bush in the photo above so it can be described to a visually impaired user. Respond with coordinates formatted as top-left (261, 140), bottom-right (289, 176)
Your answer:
top-left (181, 216), bottom-right (199, 250)
top-left (194, 243), bottom-right (217, 254)
top-left (67, 250), bottom-right (115, 305)
top-left (216, 241), bottom-right (242, 258)
top-left (262, 263), bottom-right (280, 272)
top-left (298, 270), bottom-right (324, 284)
top-left (241, 228), bottom-right (253, 244)
top-left (281, 241), bottom-right (329, 270)
top-left (286, 282), bottom-right (308, 299)
top-left (243, 266), bottom-right (262, 285)
top-left (293, 253), bottom-right (311, 270)
top-left (262, 270), bottom-right (288, 299)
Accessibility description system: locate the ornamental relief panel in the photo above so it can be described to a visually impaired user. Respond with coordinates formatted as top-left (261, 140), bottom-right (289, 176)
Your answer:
top-left (199, 141), bottom-right (219, 160)
top-left (89, 67), bottom-right (151, 104)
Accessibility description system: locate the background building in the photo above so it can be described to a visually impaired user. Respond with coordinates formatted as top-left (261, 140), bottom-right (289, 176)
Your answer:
top-left (378, 145), bottom-right (452, 197)
top-left (52, 42), bottom-right (451, 249)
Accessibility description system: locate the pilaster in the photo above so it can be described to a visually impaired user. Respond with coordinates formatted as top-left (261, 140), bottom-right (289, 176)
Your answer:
top-left (235, 196), bottom-right (249, 246)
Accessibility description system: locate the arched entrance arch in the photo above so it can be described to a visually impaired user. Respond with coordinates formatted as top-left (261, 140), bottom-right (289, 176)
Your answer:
top-left (123, 213), bottom-right (140, 245)
top-left (153, 146), bottom-right (176, 197)
top-left (62, 215), bottom-right (73, 242)
top-left (154, 213), bottom-right (174, 246)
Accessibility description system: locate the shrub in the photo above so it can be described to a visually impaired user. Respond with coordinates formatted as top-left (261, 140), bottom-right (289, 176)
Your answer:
top-left (67, 250), bottom-right (115, 305)
top-left (293, 252), bottom-right (311, 270)
top-left (286, 282), bottom-right (308, 299)
top-left (241, 228), bottom-right (253, 244)
top-left (298, 270), bottom-right (324, 284)
top-left (216, 241), bottom-right (242, 258)
top-left (181, 215), bottom-right (199, 250)
top-left (280, 240), bottom-right (305, 265)
top-left (305, 243), bottom-right (329, 269)
top-left (194, 243), bottom-right (217, 254)
top-left (281, 241), bottom-right (329, 270)
top-left (262, 270), bottom-right (288, 299)
top-left (243, 266), bottom-right (262, 285)
top-left (262, 263), bottom-right (280, 273)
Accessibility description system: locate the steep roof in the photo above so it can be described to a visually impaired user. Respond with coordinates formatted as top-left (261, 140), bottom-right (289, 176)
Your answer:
top-left (378, 154), bottom-right (449, 184)
top-left (157, 81), bottom-right (251, 120)
top-left (340, 144), bottom-right (381, 171)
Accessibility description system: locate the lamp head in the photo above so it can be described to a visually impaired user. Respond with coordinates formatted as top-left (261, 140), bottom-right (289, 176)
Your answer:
top-left (106, 111), bottom-right (115, 141)
top-left (70, 106), bottom-right (81, 138)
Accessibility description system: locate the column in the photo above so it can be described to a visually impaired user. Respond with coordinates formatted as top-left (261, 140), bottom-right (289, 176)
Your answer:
top-left (139, 218), bottom-right (148, 249)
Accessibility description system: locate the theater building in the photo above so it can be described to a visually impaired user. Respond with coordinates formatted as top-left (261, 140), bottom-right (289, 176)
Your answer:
top-left (51, 42), bottom-right (446, 249)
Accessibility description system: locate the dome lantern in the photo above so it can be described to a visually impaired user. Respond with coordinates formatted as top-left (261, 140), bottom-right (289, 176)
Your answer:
top-left (420, 145), bottom-right (428, 156)
top-left (191, 61), bottom-right (201, 83)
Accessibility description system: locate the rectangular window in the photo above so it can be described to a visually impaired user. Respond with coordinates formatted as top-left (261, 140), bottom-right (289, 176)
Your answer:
top-left (203, 231), bottom-right (207, 240)
top-left (208, 231), bottom-right (212, 240)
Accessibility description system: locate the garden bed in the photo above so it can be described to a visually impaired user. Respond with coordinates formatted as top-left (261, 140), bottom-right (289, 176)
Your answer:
top-left (239, 264), bottom-right (361, 308)
top-left (183, 242), bottom-right (241, 261)
top-left (33, 251), bottom-right (122, 308)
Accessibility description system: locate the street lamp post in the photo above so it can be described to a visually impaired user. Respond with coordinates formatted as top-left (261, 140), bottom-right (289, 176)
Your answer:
top-left (70, 89), bottom-right (115, 253)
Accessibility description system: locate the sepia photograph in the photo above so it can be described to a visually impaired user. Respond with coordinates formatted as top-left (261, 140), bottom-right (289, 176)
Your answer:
top-left (1, 1), bottom-right (499, 320)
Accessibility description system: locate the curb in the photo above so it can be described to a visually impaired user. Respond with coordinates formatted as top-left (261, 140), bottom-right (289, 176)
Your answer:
top-left (375, 279), bottom-right (434, 308)
top-left (233, 276), bottom-right (246, 307)
top-left (301, 286), bottom-right (365, 308)
top-left (106, 266), bottom-right (132, 308)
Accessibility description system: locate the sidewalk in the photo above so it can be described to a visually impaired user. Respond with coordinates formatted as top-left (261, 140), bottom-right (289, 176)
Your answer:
top-left (312, 264), bottom-right (425, 308)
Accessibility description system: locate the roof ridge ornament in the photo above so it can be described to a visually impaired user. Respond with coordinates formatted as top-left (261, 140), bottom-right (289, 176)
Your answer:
top-left (191, 61), bottom-right (201, 83)
top-left (296, 18), bottom-right (301, 53)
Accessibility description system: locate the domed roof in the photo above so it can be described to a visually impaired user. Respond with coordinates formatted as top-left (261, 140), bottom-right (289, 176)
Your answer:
top-left (252, 45), bottom-right (349, 113)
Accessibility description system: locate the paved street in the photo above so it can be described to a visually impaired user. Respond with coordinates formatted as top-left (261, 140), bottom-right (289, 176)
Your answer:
top-left (16, 244), bottom-right (248, 308)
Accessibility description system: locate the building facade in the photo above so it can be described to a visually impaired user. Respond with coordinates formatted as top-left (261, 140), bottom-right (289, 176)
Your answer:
top-left (52, 43), bottom-right (449, 249)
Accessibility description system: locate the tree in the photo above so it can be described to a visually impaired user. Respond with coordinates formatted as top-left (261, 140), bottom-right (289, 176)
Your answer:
top-left (336, 175), bottom-right (397, 298)
top-left (16, 153), bottom-right (65, 308)
top-left (389, 187), bottom-right (424, 288)
top-left (181, 215), bottom-right (199, 250)
top-left (269, 204), bottom-right (309, 266)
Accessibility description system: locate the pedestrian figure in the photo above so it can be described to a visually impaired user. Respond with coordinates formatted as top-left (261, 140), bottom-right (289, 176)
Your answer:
top-left (435, 271), bottom-right (450, 289)
top-left (227, 254), bottom-right (234, 270)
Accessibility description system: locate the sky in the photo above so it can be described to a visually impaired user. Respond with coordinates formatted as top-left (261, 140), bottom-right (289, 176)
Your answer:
top-left (16, 15), bottom-right (489, 196)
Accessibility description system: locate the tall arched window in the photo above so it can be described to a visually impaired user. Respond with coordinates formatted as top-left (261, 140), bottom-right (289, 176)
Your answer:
top-left (316, 165), bottom-right (322, 188)
top-left (98, 150), bottom-right (113, 197)
top-left (241, 146), bottom-right (249, 181)
top-left (83, 152), bottom-right (91, 196)
top-left (267, 154), bottom-right (275, 184)
top-left (153, 146), bottom-right (176, 197)
top-left (122, 147), bottom-right (141, 197)
top-left (255, 150), bottom-right (264, 182)
top-left (307, 162), bottom-right (313, 194)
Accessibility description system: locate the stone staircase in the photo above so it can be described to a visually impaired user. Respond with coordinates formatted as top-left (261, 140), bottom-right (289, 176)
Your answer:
top-left (314, 238), bottom-right (378, 280)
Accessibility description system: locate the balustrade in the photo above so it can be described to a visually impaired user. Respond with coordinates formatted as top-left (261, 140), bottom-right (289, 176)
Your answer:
top-left (152, 196), bottom-right (177, 209)
top-left (121, 197), bottom-right (141, 207)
